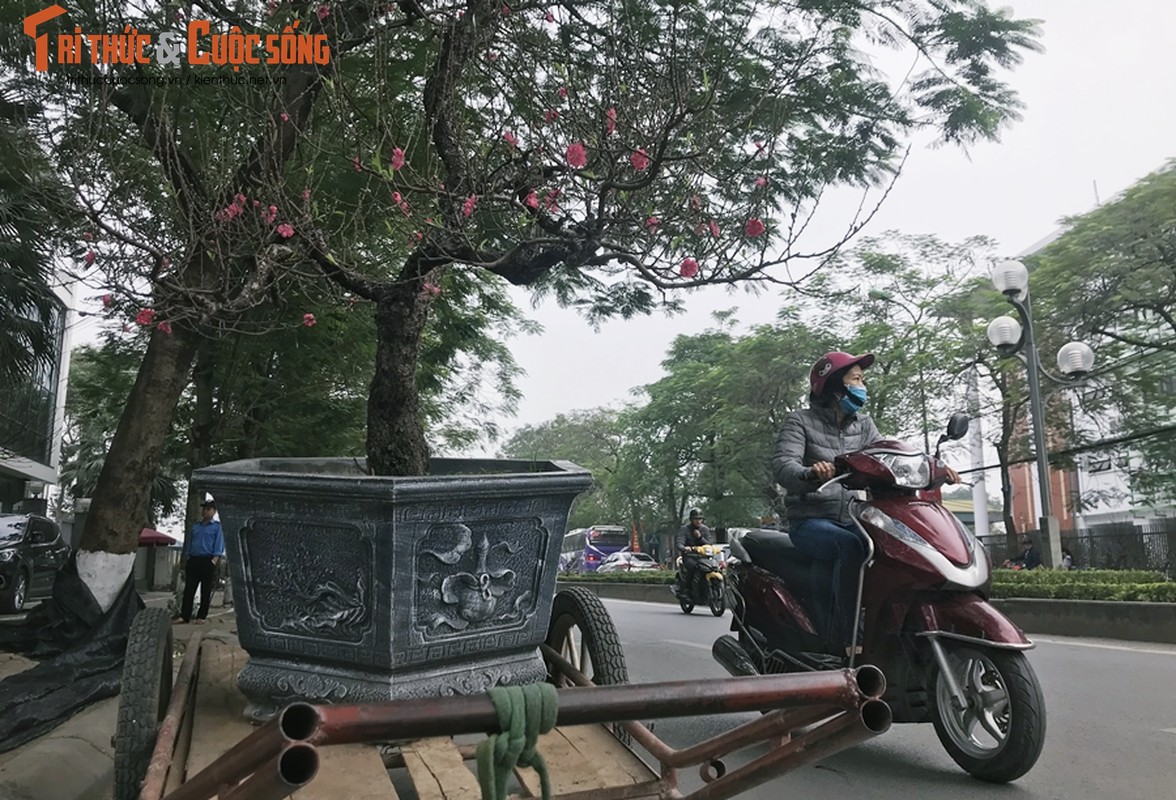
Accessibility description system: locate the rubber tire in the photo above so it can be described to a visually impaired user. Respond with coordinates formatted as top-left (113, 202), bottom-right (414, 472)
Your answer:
top-left (546, 587), bottom-right (629, 686)
top-left (0, 569), bottom-right (29, 614)
top-left (930, 645), bottom-right (1046, 783)
top-left (708, 580), bottom-right (726, 616)
top-left (679, 594), bottom-right (695, 614)
top-left (114, 607), bottom-right (174, 800)
top-left (546, 587), bottom-right (630, 743)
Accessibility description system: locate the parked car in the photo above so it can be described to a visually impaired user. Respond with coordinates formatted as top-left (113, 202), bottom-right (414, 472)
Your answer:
top-left (0, 514), bottom-right (71, 613)
top-left (597, 551), bottom-right (660, 574)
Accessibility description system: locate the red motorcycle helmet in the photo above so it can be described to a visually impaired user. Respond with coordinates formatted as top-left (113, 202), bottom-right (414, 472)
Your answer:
top-left (809, 351), bottom-right (875, 398)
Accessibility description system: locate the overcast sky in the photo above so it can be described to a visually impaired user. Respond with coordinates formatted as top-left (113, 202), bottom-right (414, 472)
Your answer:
top-left (479, 0), bottom-right (1176, 453)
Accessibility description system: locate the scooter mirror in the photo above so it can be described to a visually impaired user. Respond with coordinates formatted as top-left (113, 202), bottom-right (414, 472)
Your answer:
top-left (946, 412), bottom-right (969, 441)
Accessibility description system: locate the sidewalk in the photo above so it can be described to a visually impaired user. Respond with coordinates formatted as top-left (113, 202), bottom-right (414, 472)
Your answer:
top-left (0, 591), bottom-right (232, 800)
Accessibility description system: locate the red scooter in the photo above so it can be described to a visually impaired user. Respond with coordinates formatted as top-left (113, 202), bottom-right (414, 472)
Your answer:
top-left (714, 413), bottom-right (1045, 783)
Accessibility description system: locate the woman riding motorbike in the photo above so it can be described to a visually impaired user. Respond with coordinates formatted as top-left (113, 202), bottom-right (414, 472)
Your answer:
top-left (771, 351), bottom-right (957, 653)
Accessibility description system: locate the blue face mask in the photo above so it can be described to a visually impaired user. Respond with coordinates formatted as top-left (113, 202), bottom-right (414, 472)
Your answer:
top-left (839, 385), bottom-right (868, 415)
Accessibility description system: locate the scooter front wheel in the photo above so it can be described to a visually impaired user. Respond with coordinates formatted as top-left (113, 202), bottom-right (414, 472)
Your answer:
top-left (707, 579), bottom-right (725, 616)
top-left (930, 644), bottom-right (1045, 783)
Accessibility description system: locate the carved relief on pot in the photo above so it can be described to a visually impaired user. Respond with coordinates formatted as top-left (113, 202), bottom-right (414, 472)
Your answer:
top-left (414, 520), bottom-right (546, 639)
top-left (243, 518), bottom-right (373, 642)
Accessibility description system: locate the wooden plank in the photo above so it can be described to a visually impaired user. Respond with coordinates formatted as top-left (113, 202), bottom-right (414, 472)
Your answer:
top-left (185, 639), bottom-right (254, 781)
top-left (292, 742), bottom-right (398, 800)
top-left (557, 725), bottom-right (656, 786)
top-left (514, 728), bottom-right (611, 797)
top-left (402, 738), bottom-right (483, 800)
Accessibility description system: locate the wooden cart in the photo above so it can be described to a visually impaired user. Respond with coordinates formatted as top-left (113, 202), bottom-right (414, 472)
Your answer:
top-left (115, 589), bottom-right (890, 800)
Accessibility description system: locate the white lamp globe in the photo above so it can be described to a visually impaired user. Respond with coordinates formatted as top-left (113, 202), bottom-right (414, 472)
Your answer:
top-left (1057, 341), bottom-right (1095, 378)
top-left (986, 316), bottom-right (1023, 353)
top-left (992, 260), bottom-right (1030, 296)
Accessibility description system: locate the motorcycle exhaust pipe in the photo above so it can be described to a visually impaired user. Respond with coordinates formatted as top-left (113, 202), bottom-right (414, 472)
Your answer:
top-left (712, 634), bottom-right (761, 677)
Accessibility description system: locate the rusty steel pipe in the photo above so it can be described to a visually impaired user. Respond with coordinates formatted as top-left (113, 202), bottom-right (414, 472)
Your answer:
top-left (626, 702), bottom-right (843, 769)
top-left (217, 743), bottom-right (320, 800)
top-left (159, 704), bottom-right (319, 800)
top-left (684, 699), bottom-right (893, 800)
top-left (138, 632), bottom-right (203, 800)
top-left (299, 672), bottom-right (876, 747)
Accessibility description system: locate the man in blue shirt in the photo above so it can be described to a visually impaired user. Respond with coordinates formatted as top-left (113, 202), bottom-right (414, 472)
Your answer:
top-left (174, 499), bottom-right (225, 624)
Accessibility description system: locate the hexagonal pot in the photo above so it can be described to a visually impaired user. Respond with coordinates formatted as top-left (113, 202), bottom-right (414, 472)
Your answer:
top-left (192, 457), bottom-right (591, 719)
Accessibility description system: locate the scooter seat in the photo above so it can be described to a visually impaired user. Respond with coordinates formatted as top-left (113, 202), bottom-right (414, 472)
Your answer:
top-left (741, 528), bottom-right (806, 559)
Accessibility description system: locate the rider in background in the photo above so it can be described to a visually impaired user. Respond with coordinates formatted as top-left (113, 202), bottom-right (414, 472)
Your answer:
top-left (772, 351), bottom-right (960, 653)
top-left (674, 508), bottom-right (713, 592)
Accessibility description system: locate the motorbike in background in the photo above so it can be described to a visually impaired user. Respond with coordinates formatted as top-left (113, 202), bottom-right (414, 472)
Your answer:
top-left (714, 413), bottom-right (1046, 783)
top-left (672, 545), bottom-right (726, 616)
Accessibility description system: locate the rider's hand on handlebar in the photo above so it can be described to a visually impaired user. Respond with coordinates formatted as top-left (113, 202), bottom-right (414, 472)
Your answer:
top-left (808, 461), bottom-right (837, 481)
top-left (945, 466), bottom-right (960, 484)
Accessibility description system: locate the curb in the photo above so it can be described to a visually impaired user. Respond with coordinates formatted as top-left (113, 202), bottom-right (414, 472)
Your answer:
top-left (558, 581), bottom-right (1176, 645)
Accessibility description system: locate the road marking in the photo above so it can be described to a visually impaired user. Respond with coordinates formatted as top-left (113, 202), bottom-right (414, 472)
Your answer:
top-left (1032, 637), bottom-right (1176, 657)
top-left (1161, 729), bottom-right (1176, 736)
top-left (662, 639), bottom-right (713, 651)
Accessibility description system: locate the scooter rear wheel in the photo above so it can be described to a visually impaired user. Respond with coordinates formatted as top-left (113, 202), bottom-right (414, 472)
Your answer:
top-left (930, 644), bottom-right (1045, 783)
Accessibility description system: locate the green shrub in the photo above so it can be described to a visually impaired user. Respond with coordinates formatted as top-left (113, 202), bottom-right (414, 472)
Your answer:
top-left (559, 566), bottom-right (1176, 601)
top-left (558, 570), bottom-right (677, 585)
top-left (990, 580), bottom-right (1176, 602)
top-left (991, 568), bottom-right (1168, 584)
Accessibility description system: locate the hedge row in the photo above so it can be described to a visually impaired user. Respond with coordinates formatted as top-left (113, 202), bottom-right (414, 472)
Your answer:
top-left (991, 568), bottom-right (1169, 584)
top-left (560, 569), bottom-right (1176, 602)
top-left (990, 581), bottom-right (1176, 602)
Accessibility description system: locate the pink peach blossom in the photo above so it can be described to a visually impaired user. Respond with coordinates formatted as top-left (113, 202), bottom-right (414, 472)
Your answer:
top-left (316, 4), bottom-right (330, 19)
top-left (679, 258), bottom-right (700, 278)
top-left (302, 313), bottom-right (317, 327)
top-left (629, 149), bottom-right (649, 171)
top-left (525, 190), bottom-right (539, 210)
top-left (277, 223), bottom-right (295, 238)
top-left (390, 147), bottom-right (405, 171)
top-left (504, 131), bottom-right (518, 148)
top-left (135, 308), bottom-right (155, 326)
top-left (745, 218), bottom-right (766, 237)
top-left (708, 219), bottom-right (720, 237)
top-left (157, 320), bottom-right (173, 334)
top-left (462, 195), bottom-right (478, 217)
top-left (566, 142), bottom-right (587, 169)
top-left (605, 107), bottom-right (617, 136)
top-left (755, 176), bottom-right (768, 188)
top-left (101, 294), bottom-right (112, 308)
top-left (645, 216), bottom-right (660, 229)
top-left (84, 250), bottom-right (95, 265)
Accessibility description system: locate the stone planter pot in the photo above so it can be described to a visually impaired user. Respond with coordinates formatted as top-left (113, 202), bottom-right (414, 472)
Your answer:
top-left (193, 457), bottom-right (591, 719)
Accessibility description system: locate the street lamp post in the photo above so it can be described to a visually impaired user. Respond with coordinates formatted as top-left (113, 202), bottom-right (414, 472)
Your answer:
top-left (986, 260), bottom-right (1094, 568)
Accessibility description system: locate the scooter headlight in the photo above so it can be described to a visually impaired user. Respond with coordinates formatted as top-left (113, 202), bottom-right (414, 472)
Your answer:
top-left (871, 452), bottom-right (931, 488)
top-left (859, 506), bottom-right (932, 550)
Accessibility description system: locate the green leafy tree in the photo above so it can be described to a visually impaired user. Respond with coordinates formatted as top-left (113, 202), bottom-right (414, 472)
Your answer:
top-left (1029, 162), bottom-right (1176, 506)
top-left (0, 90), bottom-right (70, 385)
top-left (3, 0), bottom-right (1040, 575)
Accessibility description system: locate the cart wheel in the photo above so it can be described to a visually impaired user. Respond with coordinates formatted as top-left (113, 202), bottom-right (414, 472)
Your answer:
top-left (546, 587), bottom-right (628, 687)
top-left (546, 588), bottom-right (630, 743)
top-left (114, 607), bottom-right (174, 800)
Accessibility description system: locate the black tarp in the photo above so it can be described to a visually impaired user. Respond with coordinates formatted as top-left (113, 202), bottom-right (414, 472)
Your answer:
top-left (0, 553), bottom-right (142, 752)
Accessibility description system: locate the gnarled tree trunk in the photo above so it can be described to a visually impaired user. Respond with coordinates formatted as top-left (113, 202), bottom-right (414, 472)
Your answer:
top-left (76, 324), bottom-right (198, 609)
top-left (366, 280), bottom-right (433, 476)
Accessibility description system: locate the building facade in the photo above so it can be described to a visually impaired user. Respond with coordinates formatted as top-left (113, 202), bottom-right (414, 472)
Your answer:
top-left (0, 284), bottom-right (73, 514)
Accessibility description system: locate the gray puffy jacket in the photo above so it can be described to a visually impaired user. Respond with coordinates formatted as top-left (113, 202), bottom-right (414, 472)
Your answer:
top-left (771, 406), bottom-right (882, 525)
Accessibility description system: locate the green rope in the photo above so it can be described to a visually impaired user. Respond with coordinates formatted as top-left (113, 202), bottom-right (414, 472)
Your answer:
top-left (475, 682), bottom-right (559, 800)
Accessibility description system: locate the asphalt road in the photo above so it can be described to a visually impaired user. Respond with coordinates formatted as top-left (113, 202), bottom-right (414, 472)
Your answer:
top-left (601, 597), bottom-right (1176, 800)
